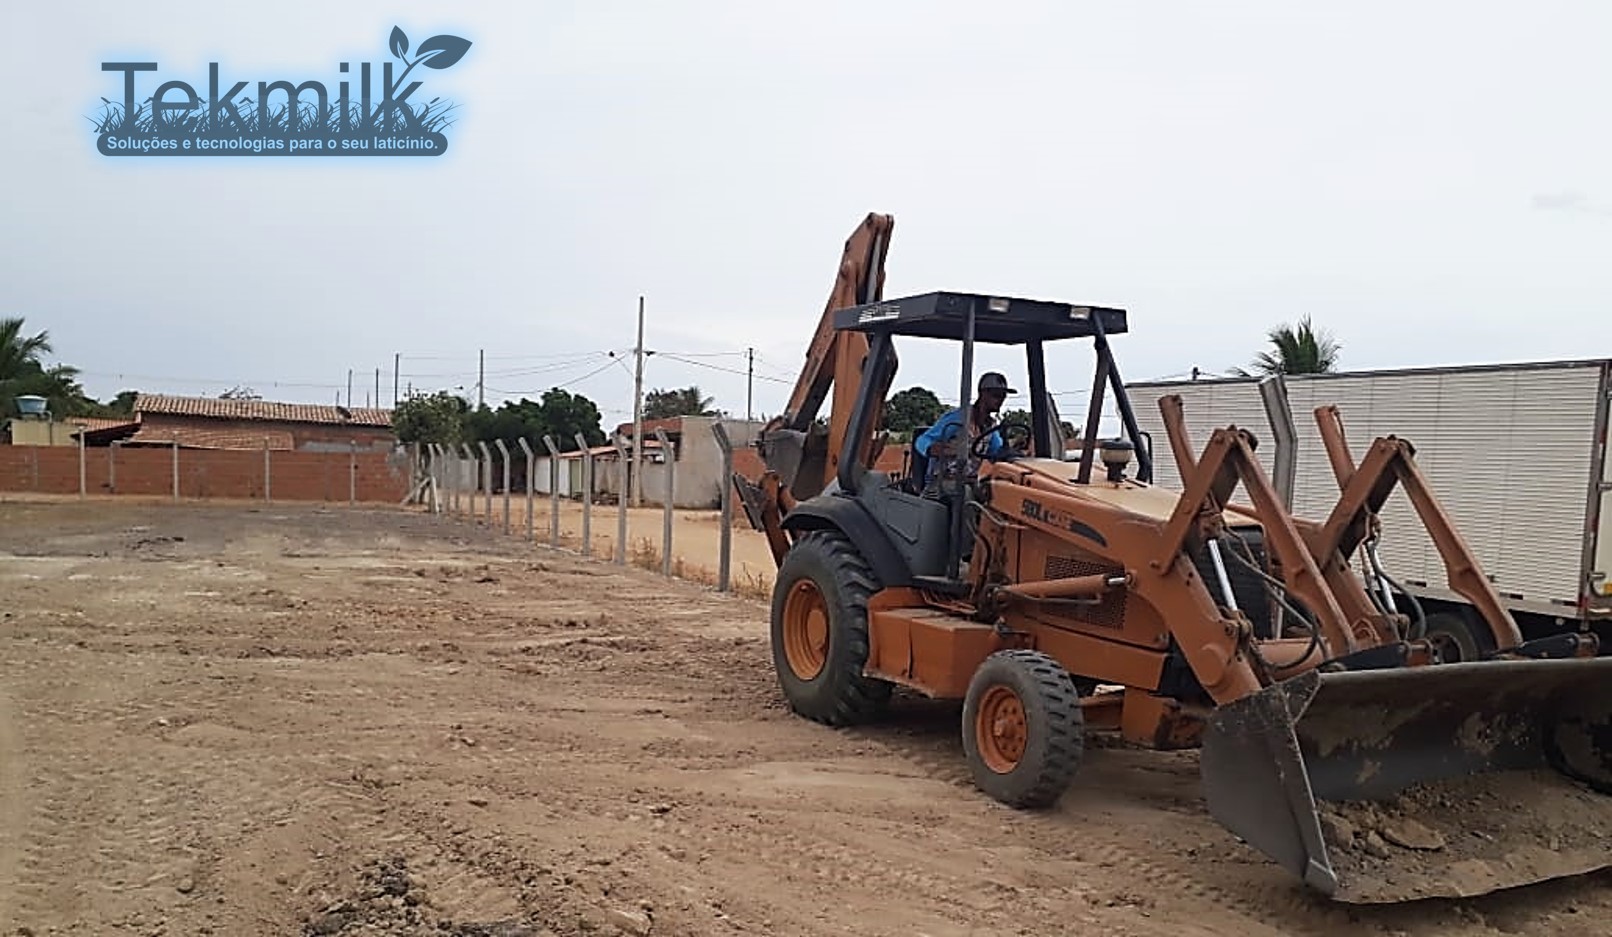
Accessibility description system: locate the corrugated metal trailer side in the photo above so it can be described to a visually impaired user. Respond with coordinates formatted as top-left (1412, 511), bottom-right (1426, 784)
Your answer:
top-left (1123, 359), bottom-right (1612, 643)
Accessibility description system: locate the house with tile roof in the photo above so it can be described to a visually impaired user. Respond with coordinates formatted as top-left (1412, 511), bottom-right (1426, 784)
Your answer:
top-left (92, 394), bottom-right (397, 451)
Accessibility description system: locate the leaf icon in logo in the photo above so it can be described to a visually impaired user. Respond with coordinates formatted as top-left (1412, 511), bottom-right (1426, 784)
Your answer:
top-left (390, 26), bottom-right (409, 58)
top-left (415, 34), bottom-right (473, 69)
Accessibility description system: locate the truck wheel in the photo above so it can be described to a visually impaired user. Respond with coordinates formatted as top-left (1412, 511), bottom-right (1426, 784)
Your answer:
top-left (961, 650), bottom-right (1085, 808)
top-left (770, 529), bottom-right (893, 726)
top-left (1424, 611), bottom-right (1488, 663)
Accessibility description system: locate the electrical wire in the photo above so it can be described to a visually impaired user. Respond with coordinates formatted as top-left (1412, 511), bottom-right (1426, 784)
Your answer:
top-left (654, 352), bottom-right (793, 384)
top-left (75, 369), bottom-right (343, 391)
top-left (486, 358), bottom-right (621, 397)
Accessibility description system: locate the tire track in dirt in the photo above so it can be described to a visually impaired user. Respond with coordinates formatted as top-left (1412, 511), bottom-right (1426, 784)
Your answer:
top-left (822, 698), bottom-right (1363, 937)
top-left (6, 759), bottom-right (92, 930)
top-left (0, 688), bottom-right (40, 934)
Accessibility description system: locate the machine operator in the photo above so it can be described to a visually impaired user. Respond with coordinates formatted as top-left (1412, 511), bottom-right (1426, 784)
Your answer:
top-left (913, 371), bottom-right (1019, 493)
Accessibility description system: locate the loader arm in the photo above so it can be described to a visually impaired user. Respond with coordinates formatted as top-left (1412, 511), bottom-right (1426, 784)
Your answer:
top-left (734, 212), bottom-right (897, 566)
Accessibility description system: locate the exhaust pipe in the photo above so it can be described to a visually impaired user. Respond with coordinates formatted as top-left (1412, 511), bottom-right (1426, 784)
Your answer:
top-left (1257, 375), bottom-right (1297, 511)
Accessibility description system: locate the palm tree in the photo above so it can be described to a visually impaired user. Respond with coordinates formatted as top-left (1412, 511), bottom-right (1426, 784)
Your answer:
top-left (0, 317), bottom-right (52, 381)
top-left (644, 385), bottom-right (717, 419)
top-left (0, 316), bottom-right (96, 418)
top-left (1235, 315), bottom-right (1341, 376)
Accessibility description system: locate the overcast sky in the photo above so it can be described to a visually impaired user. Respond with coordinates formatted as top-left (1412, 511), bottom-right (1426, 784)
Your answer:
top-left (5, 1), bottom-right (1611, 430)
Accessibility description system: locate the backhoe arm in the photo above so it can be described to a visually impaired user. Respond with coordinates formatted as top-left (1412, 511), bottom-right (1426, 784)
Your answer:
top-left (734, 212), bottom-right (897, 565)
top-left (775, 212), bottom-right (895, 437)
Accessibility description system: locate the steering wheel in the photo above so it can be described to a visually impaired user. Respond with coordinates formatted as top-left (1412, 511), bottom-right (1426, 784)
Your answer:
top-left (972, 421), bottom-right (1033, 459)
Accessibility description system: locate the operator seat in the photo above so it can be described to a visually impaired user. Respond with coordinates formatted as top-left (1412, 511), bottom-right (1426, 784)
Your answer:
top-left (901, 424), bottom-right (932, 495)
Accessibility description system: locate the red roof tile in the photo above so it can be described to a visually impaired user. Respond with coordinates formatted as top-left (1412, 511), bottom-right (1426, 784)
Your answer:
top-left (70, 417), bottom-right (139, 433)
top-left (126, 426), bottom-right (296, 450)
top-left (134, 394), bottom-right (391, 427)
top-left (613, 416), bottom-right (685, 437)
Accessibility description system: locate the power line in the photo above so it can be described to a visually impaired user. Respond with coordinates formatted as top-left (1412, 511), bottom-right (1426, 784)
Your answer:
top-left (655, 352), bottom-right (791, 384)
top-left (399, 350), bottom-right (616, 362)
top-left (493, 357), bottom-right (621, 397)
top-left (76, 369), bottom-right (344, 391)
top-left (650, 350), bottom-right (749, 358)
top-left (400, 353), bottom-right (614, 381)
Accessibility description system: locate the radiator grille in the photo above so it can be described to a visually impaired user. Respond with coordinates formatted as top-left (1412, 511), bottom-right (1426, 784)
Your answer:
top-left (1042, 553), bottom-right (1126, 630)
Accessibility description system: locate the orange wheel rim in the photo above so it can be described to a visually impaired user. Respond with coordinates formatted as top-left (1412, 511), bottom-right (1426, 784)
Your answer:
top-left (782, 580), bottom-right (830, 680)
top-left (975, 685), bottom-right (1028, 773)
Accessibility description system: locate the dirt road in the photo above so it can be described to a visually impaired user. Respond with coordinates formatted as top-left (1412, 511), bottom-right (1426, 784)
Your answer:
top-left (1, 497), bottom-right (1608, 936)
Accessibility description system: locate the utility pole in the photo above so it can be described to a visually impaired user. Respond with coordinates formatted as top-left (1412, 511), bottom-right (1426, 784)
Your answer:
top-left (374, 368), bottom-right (380, 408)
top-left (746, 347), bottom-right (754, 423)
top-left (393, 353), bottom-right (400, 406)
top-left (346, 369), bottom-right (353, 407)
top-left (478, 349), bottom-right (485, 409)
top-left (631, 295), bottom-right (646, 507)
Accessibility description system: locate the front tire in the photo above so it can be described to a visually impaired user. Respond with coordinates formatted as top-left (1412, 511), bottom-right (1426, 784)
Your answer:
top-left (961, 650), bottom-right (1085, 808)
top-left (770, 529), bottom-right (893, 726)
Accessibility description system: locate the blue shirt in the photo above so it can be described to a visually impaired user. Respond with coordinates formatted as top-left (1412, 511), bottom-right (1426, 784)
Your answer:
top-left (915, 407), bottom-right (1008, 463)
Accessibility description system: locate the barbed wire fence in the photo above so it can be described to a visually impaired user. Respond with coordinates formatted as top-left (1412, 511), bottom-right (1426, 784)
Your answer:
top-left (413, 421), bottom-right (760, 599)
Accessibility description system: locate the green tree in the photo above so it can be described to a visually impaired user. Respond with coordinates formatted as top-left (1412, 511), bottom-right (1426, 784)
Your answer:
top-left (531, 387), bottom-right (606, 450)
top-left (0, 317), bottom-right (98, 419)
top-left (392, 390), bottom-right (472, 445)
top-left (0, 317), bottom-right (50, 381)
top-left (1235, 315), bottom-right (1341, 376)
top-left (1000, 407), bottom-right (1034, 428)
top-left (100, 390), bottom-right (139, 417)
top-left (643, 386), bottom-right (715, 420)
top-left (883, 386), bottom-right (946, 435)
top-left (461, 388), bottom-right (606, 452)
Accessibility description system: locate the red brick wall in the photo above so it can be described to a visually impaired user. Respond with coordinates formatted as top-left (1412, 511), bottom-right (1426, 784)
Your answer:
top-left (0, 445), bottom-right (412, 502)
top-left (137, 414), bottom-right (395, 451)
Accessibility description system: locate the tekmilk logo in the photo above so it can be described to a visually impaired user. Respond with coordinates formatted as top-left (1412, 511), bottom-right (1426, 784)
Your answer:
top-left (91, 26), bottom-right (472, 157)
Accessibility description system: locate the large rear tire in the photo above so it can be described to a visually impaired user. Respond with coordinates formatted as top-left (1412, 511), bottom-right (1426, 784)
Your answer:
top-left (1424, 610), bottom-right (1489, 662)
top-left (961, 650), bottom-right (1085, 808)
top-left (770, 529), bottom-right (894, 726)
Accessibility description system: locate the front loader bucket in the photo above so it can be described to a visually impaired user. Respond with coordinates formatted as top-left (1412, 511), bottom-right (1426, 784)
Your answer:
top-left (1200, 658), bottom-right (1612, 903)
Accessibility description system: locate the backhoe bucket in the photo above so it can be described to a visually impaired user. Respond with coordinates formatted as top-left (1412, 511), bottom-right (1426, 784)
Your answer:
top-left (1200, 657), bottom-right (1612, 903)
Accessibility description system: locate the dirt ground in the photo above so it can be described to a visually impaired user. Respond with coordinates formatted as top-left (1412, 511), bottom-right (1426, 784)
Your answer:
top-left (2, 496), bottom-right (1610, 937)
top-left (441, 495), bottom-right (782, 598)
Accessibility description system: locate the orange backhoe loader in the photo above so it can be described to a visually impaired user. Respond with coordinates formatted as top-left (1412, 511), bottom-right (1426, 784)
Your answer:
top-left (733, 213), bottom-right (1612, 903)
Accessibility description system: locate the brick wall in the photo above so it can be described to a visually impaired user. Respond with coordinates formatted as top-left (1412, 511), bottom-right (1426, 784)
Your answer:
top-left (0, 445), bottom-right (413, 502)
top-left (136, 414), bottom-right (395, 452)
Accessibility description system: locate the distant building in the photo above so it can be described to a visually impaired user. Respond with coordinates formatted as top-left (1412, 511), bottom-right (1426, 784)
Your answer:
top-left (93, 394), bottom-right (398, 451)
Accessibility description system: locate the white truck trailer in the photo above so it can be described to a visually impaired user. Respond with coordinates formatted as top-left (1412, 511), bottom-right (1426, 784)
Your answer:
top-left (1123, 358), bottom-right (1612, 658)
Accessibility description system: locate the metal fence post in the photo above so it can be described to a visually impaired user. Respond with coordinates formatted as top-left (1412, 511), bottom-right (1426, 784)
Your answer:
top-left (460, 444), bottom-right (474, 516)
top-left (448, 445), bottom-right (459, 514)
top-left (574, 433), bottom-right (592, 557)
top-left (475, 442), bottom-right (490, 524)
top-left (613, 436), bottom-right (630, 565)
top-left (77, 431), bottom-right (86, 499)
top-left (435, 445), bottom-right (448, 516)
top-left (654, 428), bottom-right (674, 577)
top-left (542, 435), bottom-right (561, 545)
top-left (711, 421), bottom-right (734, 592)
top-left (494, 439), bottom-right (511, 534)
top-left (518, 438), bottom-right (535, 539)
top-left (423, 444), bottom-right (437, 513)
top-left (171, 440), bottom-right (180, 501)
